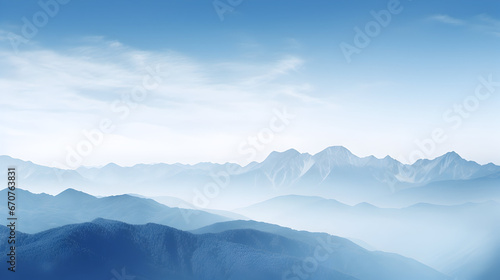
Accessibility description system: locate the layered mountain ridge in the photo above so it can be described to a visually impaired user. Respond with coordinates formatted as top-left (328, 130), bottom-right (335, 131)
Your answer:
top-left (1, 146), bottom-right (498, 208)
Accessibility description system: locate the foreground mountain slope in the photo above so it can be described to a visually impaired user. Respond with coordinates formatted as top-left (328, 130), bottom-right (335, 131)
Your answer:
top-left (0, 219), bottom-right (359, 280)
top-left (0, 219), bottom-right (449, 280)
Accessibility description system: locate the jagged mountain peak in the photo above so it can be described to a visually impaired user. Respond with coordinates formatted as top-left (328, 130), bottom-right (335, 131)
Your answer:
top-left (431, 151), bottom-right (478, 170)
top-left (260, 149), bottom-right (312, 169)
top-left (319, 146), bottom-right (353, 156)
top-left (312, 146), bottom-right (361, 166)
top-left (266, 148), bottom-right (302, 160)
top-left (439, 151), bottom-right (464, 161)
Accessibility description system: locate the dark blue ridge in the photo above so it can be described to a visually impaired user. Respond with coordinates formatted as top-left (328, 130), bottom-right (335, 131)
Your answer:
top-left (0, 219), bottom-right (448, 280)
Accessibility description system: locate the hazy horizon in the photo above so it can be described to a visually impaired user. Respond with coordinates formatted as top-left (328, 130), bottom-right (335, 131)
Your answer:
top-left (2, 145), bottom-right (498, 170)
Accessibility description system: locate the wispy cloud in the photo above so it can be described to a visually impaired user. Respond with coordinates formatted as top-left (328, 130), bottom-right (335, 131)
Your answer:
top-left (429, 14), bottom-right (500, 37)
top-left (0, 35), bottom-right (315, 167)
top-left (475, 14), bottom-right (500, 37)
top-left (429, 14), bottom-right (465, 26)
top-left (243, 56), bottom-right (304, 87)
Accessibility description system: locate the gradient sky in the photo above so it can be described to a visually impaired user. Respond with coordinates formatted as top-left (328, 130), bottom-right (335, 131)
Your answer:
top-left (0, 0), bottom-right (499, 168)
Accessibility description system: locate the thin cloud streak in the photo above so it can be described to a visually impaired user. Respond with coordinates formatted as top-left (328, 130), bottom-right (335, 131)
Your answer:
top-left (429, 13), bottom-right (500, 37)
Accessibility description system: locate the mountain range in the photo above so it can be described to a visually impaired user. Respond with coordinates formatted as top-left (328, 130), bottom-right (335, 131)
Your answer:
top-left (1, 147), bottom-right (499, 279)
top-left (1, 146), bottom-right (499, 209)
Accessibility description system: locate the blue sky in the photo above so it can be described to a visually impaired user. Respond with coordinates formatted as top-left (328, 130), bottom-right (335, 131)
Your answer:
top-left (0, 0), bottom-right (499, 168)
